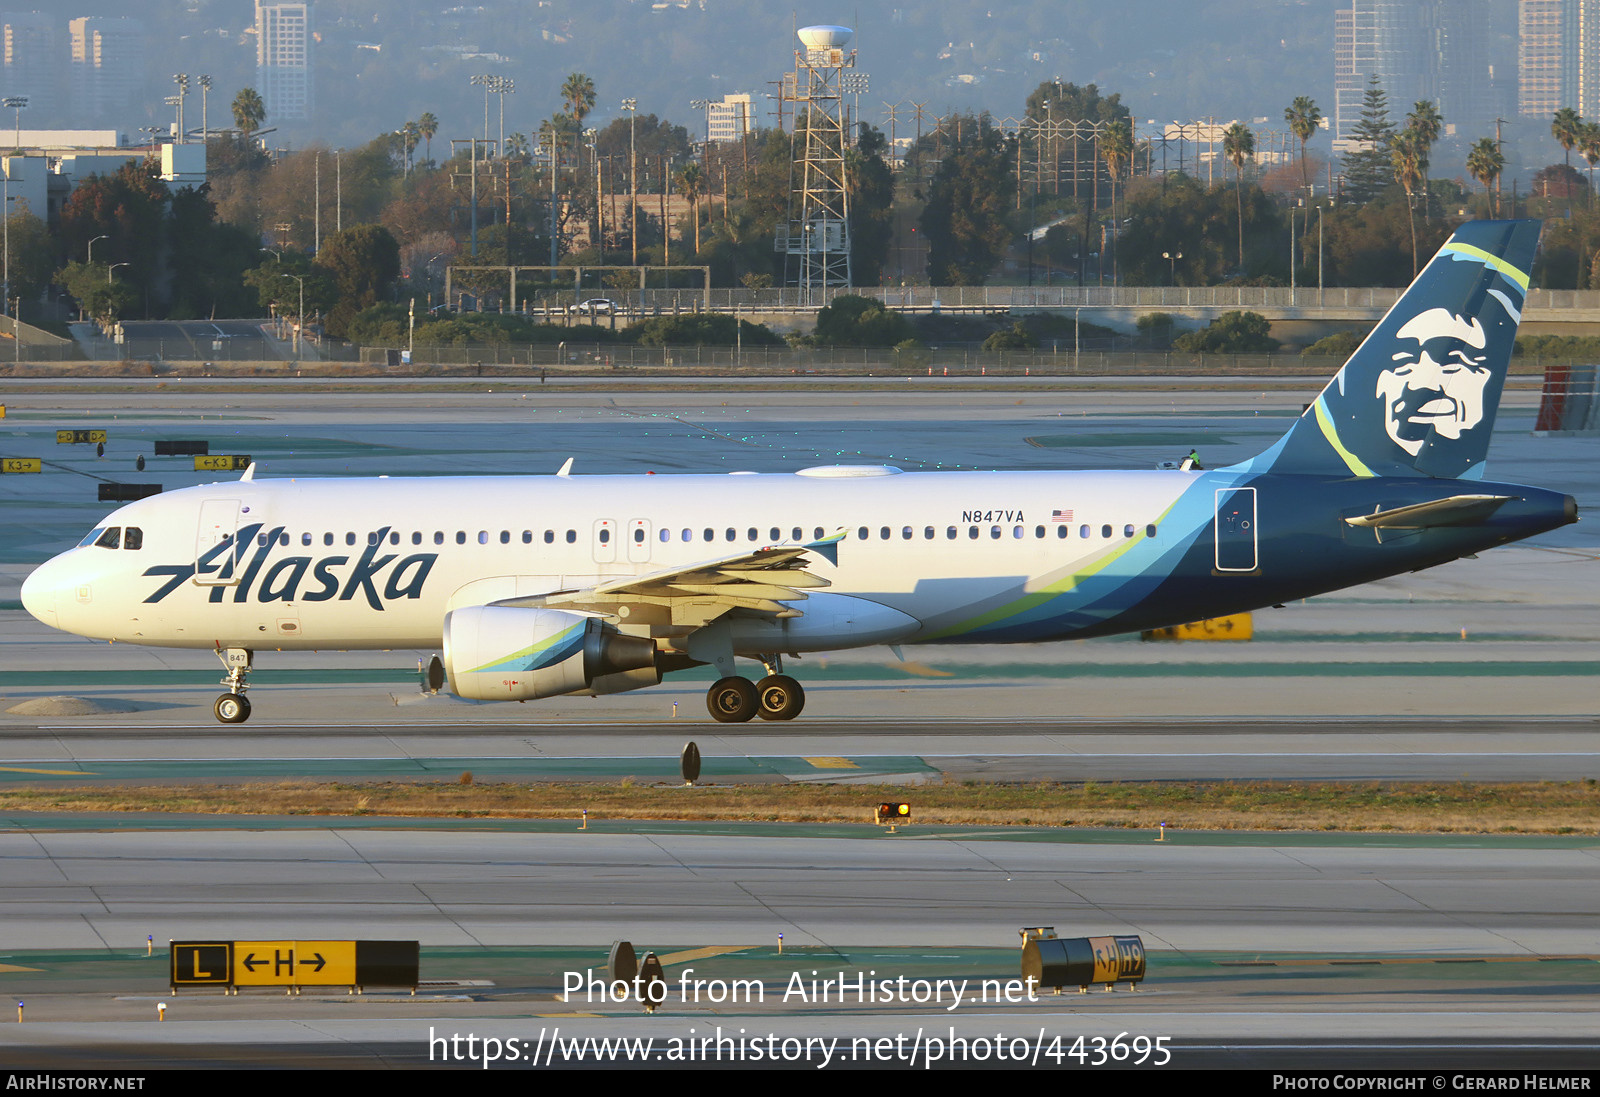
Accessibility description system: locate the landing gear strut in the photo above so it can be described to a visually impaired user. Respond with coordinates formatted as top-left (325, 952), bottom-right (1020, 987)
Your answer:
top-left (213, 647), bottom-right (253, 724)
top-left (703, 655), bottom-right (805, 723)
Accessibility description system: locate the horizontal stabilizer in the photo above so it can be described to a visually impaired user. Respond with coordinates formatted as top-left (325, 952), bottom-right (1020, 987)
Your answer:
top-left (1343, 494), bottom-right (1518, 530)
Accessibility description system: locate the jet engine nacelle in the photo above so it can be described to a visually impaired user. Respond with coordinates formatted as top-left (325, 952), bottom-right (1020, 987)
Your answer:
top-left (443, 605), bottom-right (658, 701)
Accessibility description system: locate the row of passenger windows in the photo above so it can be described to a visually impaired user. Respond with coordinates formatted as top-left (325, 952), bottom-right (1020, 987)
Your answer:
top-left (241, 523), bottom-right (1159, 548)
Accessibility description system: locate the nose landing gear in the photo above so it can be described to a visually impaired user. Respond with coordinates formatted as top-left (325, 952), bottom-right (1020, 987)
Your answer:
top-left (213, 647), bottom-right (254, 724)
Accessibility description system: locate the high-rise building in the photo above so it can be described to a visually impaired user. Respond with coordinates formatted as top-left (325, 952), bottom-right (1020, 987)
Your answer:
top-left (256, 2), bottom-right (313, 123)
top-left (2, 12), bottom-right (60, 117)
top-left (68, 16), bottom-right (146, 126)
top-left (706, 93), bottom-right (753, 143)
top-left (1335, 1), bottom-right (1499, 144)
top-left (1516, 0), bottom-right (1600, 119)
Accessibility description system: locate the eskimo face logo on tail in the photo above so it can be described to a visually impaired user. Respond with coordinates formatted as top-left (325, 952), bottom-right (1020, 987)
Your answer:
top-left (1375, 308), bottom-right (1492, 457)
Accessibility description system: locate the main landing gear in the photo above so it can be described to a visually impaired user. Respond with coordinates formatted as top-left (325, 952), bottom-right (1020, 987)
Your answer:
top-left (705, 656), bottom-right (805, 723)
top-left (213, 647), bottom-right (253, 724)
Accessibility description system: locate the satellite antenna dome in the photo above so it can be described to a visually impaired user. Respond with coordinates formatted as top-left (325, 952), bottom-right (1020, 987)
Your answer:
top-left (797, 24), bottom-right (854, 50)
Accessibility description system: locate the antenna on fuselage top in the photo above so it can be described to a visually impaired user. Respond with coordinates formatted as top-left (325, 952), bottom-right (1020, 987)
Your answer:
top-left (556, 458), bottom-right (574, 477)
top-left (239, 462), bottom-right (256, 481)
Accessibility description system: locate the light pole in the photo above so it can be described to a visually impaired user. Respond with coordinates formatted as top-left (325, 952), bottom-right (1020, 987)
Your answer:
top-left (622, 98), bottom-right (637, 265)
top-left (1162, 250), bottom-right (1182, 286)
top-left (289, 274), bottom-right (305, 357)
top-left (173, 74), bottom-right (188, 142)
top-left (108, 262), bottom-right (129, 283)
top-left (2, 96), bottom-right (25, 150)
top-left (470, 74), bottom-right (493, 145)
top-left (198, 75), bottom-right (211, 143)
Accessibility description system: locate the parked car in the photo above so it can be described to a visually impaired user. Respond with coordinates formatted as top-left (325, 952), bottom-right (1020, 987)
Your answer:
top-left (570, 298), bottom-right (617, 315)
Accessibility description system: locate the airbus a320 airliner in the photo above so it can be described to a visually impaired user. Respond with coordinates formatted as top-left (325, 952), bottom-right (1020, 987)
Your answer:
top-left (21, 220), bottom-right (1576, 724)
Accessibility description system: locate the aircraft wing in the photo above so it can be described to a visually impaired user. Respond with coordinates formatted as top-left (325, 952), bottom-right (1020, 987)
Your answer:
top-left (491, 534), bottom-right (842, 631)
top-left (1343, 494), bottom-right (1519, 530)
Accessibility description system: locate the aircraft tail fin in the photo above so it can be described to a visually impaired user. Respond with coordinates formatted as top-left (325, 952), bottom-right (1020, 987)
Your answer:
top-left (1238, 219), bottom-right (1541, 481)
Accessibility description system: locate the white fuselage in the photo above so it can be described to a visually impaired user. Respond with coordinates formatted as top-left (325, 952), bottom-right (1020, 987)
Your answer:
top-left (21, 466), bottom-right (1198, 653)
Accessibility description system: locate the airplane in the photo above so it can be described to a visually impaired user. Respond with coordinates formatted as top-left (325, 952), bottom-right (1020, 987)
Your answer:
top-left (20, 220), bottom-right (1577, 725)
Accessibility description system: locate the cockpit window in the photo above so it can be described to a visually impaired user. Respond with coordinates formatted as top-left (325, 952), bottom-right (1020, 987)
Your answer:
top-left (123, 527), bottom-right (143, 550)
top-left (78, 527), bottom-right (107, 548)
top-left (94, 527), bottom-right (121, 549)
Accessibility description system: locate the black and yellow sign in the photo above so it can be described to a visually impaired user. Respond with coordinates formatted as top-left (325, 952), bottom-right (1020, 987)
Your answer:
top-left (1140, 613), bottom-right (1252, 642)
top-left (0, 457), bottom-right (40, 473)
top-left (170, 939), bottom-right (419, 992)
top-left (56, 430), bottom-right (106, 444)
top-left (194, 455), bottom-right (252, 472)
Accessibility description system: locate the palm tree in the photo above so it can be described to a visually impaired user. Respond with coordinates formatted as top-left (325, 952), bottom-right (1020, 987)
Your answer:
top-left (1581, 122), bottom-right (1600, 205)
top-left (1100, 120), bottom-right (1132, 281)
top-left (1553, 106), bottom-right (1583, 171)
top-left (674, 161), bottom-right (704, 254)
top-left (1222, 121), bottom-right (1254, 270)
top-left (1390, 130), bottom-right (1426, 275)
top-left (1405, 100), bottom-right (1443, 221)
top-left (561, 73), bottom-right (596, 126)
top-left (231, 88), bottom-right (265, 135)
top-left (400, 120), bottom-right (421, 175)
top-left (1283, 96), bottom-right (1322, 195)
top-left (418, 112), bottom-right (439, 166)
top-left (1467, 137), bottom-right (1504, 217)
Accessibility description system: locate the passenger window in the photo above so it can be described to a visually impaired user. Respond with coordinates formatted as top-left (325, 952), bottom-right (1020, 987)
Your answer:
top-left (544, 530), bottom-right (554, 544)
top-left (500, 530), bottom-right (510, 544)
top-left (1079, 525), bottom-right (1089, 539)
top-left (124, 527), bottom-right (143, 550)
top-left (747, 528), bottom-right (758, 541)
top-left (968, 526), bottom-right (979, 539)
top-left (598, 529), bottom-right (610, 544)
top-left (1124, 524), bottom-right (1136, 537)
top-left (659, 529), bottom-right (670, 543)
top-left (566, 530), bottom-right (577, 543)
top-left (95, 527), bottom-right (121, 549)
top-left (478, 531), bottom-right (489, 545)
top-left (522, 531), bottom-right (532, 544)
top-left (281, 533), bottom-right (290, 546)
top-left (435, 531), bottom-right (445, 545)
top-left (991, 526), bottom-right (1001, 539)
top-left (1146, 524), bottom-right (1158, 537)
top-left (813, 527), bottom-right (825, 540)
top-left (725, 528), bottom-right (736, 542)
top-left (704, 528), bottom-right (714, 542)
top-left (902, 526), bottom-right (913, 540)
top-left (633, 528), bottom-right (644, 543)
top-left (1057, 525), bottom-right (1069, 539)
top-left (1101, 525), bottom-right (1112, 538)
top-left (1013, 526), bottom-right (1024, 539)
top-left (880, 526), bottom-right (891, 540)
top-left (1034, 525), bottom-right (1045, 538)
top-left (792, 527), bottom-right (803, 541)
top-left (303, 533), bottom-right (313, 546)
top-left (456, 531), bottom-right (466, 545)
top-left (414, 532), bottom-right (424, 545)
top-left (770, 527), bottom-right (782, 541)
top-left (858, 526), bottom-right (869, 540)
top-left (257, 533), bottom-right (269, 547)
top-left (368, 532), bottom-right (380, 546)
top-left (924, 526), bottom-right (935, 539)
top-left (682, 529), bottom-right (693, 542)
top-left (946, 526), bottom-right (957, 539)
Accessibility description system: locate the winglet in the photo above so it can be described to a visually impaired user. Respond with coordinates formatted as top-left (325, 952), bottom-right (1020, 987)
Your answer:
top-left (804, 527), bottom-right (847, 566)
top-left (556, 458), bottom-right (574, 477)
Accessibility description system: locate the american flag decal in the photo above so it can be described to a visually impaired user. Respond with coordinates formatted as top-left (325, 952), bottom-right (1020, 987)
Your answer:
top-left (1052, 509), bottom-right (1073, 522)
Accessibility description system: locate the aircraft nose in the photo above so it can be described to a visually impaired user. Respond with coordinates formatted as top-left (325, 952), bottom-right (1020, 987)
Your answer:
top-left (20, 558), bottom-right (60, 629)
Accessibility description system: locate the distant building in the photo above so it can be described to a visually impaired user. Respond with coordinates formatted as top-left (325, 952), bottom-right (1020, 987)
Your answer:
top-left (2, 11), bottom-right (60, 116)
top-left (68, 17), bottom-right (147, 126)
top-left (256, 1), bottom-right (313, 123)
top-left (706, 93), bottom-right (753, 143)
top-left (1518, 0), bottom-right (1600, 120)
top-left (1334, 1), bottom-right (1500, 146)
